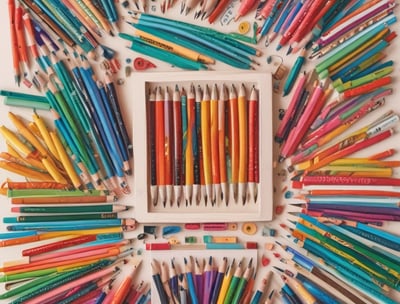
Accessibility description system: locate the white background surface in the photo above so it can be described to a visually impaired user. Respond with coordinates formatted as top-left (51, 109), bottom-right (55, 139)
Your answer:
top-left (0, 1), bottom-right (399, 303)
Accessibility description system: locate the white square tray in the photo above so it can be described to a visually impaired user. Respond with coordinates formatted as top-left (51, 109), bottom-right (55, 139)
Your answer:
top-left (132, 71), bottom-right (273, 223)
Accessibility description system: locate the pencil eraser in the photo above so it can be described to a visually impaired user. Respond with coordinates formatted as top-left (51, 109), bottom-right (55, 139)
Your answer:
top-left (246, 241), bottom-right (258, 249)
top-left (203, 223), bottom-right (227, 231)
top-left (145, 242), bottom-right (171, 250)
top-left (184, 223), bottom-right (201, 230)
top-left (291, 181), bottom-right (303, 189)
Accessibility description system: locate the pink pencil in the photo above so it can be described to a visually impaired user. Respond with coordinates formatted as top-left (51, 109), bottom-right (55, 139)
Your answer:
top-left (24, 262), bottom-right (122, 304)
top-left (30, 240), bottom-right (129, 263)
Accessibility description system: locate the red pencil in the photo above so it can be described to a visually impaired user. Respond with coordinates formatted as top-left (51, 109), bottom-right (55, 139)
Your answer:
top-left (276, 0), bottom-right (313, 50)
top-left (22, 234), bottom-right (97, 256)
top-left (301, 175), bottom-right (400, 187)
top-left (304, 129), bottom-right (394, 174)
top-left (343, 76), bottom-right (392, 99)
top-left (208, 0), bottom-right (232, 24)
top-left (303, 189), bottom-right (400, 198)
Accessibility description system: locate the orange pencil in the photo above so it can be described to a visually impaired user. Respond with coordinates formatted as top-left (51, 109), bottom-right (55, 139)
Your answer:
top-left (304, 129), bottom-right (394, 174)
top-left (218, 84), bottom-right (229, 205)
top-left (238, 84), bottom-right (248, 205)
top-left (368, 148), bottom-right (396, 160)
top-left (229, 84), bottom-right (239, 202)
top-left (155, 87), bottom-right (166, 206)
top-left (22, 13), bottom-right (40, 69)
top-left (0, 227), bottom-right (125, 247)
top-left (8, 0), bottom-right (21, 85)
top-left (247, 86), bottom-right (259, 203)
top-left (210, 84), bottom-right (221, 205)
top-left (14, 3), bottom-right (30, 76)
top-left (110, 257), bottom-right (142, 304)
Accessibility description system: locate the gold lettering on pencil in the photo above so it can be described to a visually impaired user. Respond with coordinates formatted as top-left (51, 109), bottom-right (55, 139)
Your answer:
top-left (140, 36), bottom-right (173, 52)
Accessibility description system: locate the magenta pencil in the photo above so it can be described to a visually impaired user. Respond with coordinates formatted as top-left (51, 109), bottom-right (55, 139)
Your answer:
top-left (203, 256), bottom-right (214, 304)
top-left (306, 204), bottom-right (400, 216)
top-left (305, 206), bottom-right (400, 220)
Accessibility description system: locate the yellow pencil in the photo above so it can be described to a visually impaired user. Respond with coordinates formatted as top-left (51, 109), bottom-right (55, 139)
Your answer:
top-left (33, 112), bottom-right (60, 162)
top-left (281, 275), bottom-right (318, 304)
top-left (217, 259), bottom-right (237, 304)
top-left (50, 132), bottom-right (82, 189)
top-left (8, 112), bottom-right (48, 157)
top-left (41, 156), bottom-right (68, 184)
top-left (210, 84), bottom-right (221, 205)
top-left (238, 83), bottom-right (248, 205)
top-left (201, 84), bottom-right (212, 205)
top-left (132, 28), bottom-right (215, 64)
top-left (0, 125), bottom-right (36, 159)
top-left (320, 165), bottom-right (393, 173)
top-left (330, 159), bottom-right (400, 167)
top-left (81, 0), bottom-right (113, 35)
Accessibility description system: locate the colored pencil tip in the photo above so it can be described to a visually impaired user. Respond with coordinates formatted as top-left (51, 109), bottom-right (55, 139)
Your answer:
top-left (273, 266), bottom-right (284, 273)
top-left (287, 165), bottom-right (295, 173)
top-left (286, 46), bottom-right (292, 55)
top-left (290, 173), bottom-right (303, 181)
top-left (288, 219), bottom-right (296, 225)
top-left (276, 44), bottom-right (282, 51)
